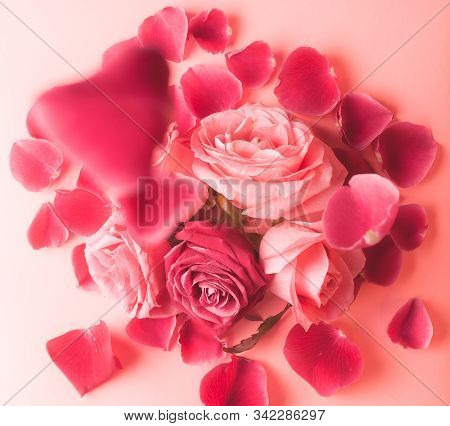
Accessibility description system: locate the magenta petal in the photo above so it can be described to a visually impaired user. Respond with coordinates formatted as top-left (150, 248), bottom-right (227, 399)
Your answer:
top-left (10, 139), bottom-right (63, 192)
top-left (27, 203), bottom-right (69, 250)
top-left (284, 323), bottom-right (364, 396)
top-left (275, 47), bottom-right (340, 116)
top-left (71, 244), bottom-right (97, 291)
top-left (138, 7), bottom-right (188, 63)
top-left (200, 355), bottom-right (269, 406)
top-left (338, 92), bottom-right (393, 150)
top-left (181, 65), bottom-right (242, 119)
top-left (225, 41), bottom-right (276, 89)
top-left (376, 122), bottom-right (437, 188)
top-left (387, 298), bottom-right (433, 349)
top-left (391, 204), bottom-right (428, 251)
top-left (363, 235), bottom-right (402, 286)
top-left (126, 317), bottom-right (177, 351)
top-left (46, 321), bottom-right (121, 396)
top-left (169, 85), bottom-right (196, 134)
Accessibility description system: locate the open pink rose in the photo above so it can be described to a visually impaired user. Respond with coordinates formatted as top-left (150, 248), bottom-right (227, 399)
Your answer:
top-left (165, 221), bottom-right (267, 334)
top-left (260, 221), bottom-right (365, 330)
top-left (191, 104), bottom-right (346, 221)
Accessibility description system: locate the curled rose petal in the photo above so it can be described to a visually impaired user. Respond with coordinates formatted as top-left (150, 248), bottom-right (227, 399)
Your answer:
top-left (10, 139), bottom-right (63, 191)
top-left (376, 122), bottom-right (437, 188)
top-left (284, 322), bottom-right (364, 396)
top-left (337, 92), bottom-right (393, 151)
top-left (390, 204), bottom-right (428, 251)
top-left (138, 7), bottom-right (188, 63)
top-left (363, 235), bottom-right (402, 286)
top-left (169, 85), bottom-right (196, 134)
top-left (387, 298), bottom-right (433, 349)
top-left (181, 65), bottom-right (242, 119)
top-left (71, 244), bottom-right (97, 291)
top-left (46, 321), bottom-right (121, 396)
top-left (27, 203), bottom-right (69, 250)
top-left (200, 355), bottom-right (269, 406)
top-left (126, 317), bottom-right (177, 351)
top-left (189, 9), bottom-right (231, 54)
top-left (275, 47), bottom-right (340, 116)
top-left (323, 174), bottom-right (399, 250)
top-left (225, 41), bottom-right (276, 89)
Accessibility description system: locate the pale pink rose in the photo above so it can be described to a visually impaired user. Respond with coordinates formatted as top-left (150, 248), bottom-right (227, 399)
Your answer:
top-left (260, 221), bottom-right (365, 330)
top-left (191, 104), bottom-right (347, 221)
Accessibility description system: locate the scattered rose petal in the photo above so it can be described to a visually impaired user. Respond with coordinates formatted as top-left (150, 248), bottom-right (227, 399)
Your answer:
top-left (333, 148), bottom-right (373, 182)
top-left (284, 322), bottom-right (364, 396)
top-left (376, 122), bottom-right (437, 188)
top-left (200, 356), bottom-right (269, 406)
top-left (225, 41), bottom-right (275, 89)
top-left (337, 92), bottom-right (393, 151)
top-left (102, 37), bottom-right (139, 67)
top-left (27, 203), bottom-right (69, 250)
top-left (126, 317), bottom-right (177, 350)
top-left (138, 6), bottom-right (188, 63)
top-left (387, 298), bottom-right (433, 349)
top-left (275, 47), bottom-right (340, 116)
top-left (9, 139), bottom-right (63, 192)
top-left (189, 9), bottom-right (231, 53)
top-left (169, 85), bottom-right (196, 134)
top-left (391, 204), bottom-right (428, 251)
top-left (323, 174), bottom-right (399, 250)
top-left (71, 244), bottom-right (97, 291)
top-left (181, 65), bottom-right (242, 119)
top-left (46, 321), bottom-right (121, 396)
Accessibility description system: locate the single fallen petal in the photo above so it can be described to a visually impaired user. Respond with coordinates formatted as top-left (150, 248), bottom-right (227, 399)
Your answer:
top-left (225, 41), bottom-right (276, 89)
top-left (387, 298), bottom-right (433, 349)
top-left (126, 317), bottom-right (177, 350)
top-left (169, 85), bottom-right (196, 134)
top-left (337, 92), bottom-right (393, 151)
top-left (390, 204), bottom-right (428, 251)
top-left (275, 47), bottom-right (340, 116)
top-left (376, 122), bottom-right (437, 188)
top-left (27, 203), bottom-right (69, 250)
top-left (189, 9), bottom-right (231, 54)
top-left (71, 244), bottom-right (97, 291)
top-left (138, 6), bottom-right (188, 63)
top-left (181, 65), bottom-right (242, 119)
top-left (200, 355), bottom-right (269, 406)
top-left (10, 139), bottom-right (63, 191)
top-left (284, 322), bottom-right (364, 396)
top-left (46, 321), bottom-right (121, 396)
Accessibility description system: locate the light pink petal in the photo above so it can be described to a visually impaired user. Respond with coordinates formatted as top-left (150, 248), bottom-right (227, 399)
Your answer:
top-left (138, 6), bottom-right (188, 62)
top-left (225, 41), bottom-right (275, 89)
top-left (390, 204), bottom-right (428, 251)
top-left (189, 9), bottom-right (231, 53)
top-left (284, 322), bottom-right (364, 396)
top-left (169, 85), bottom-right (196, 134)
top-left (126, 317), bottom-right (177, 350)
top-left (46, 321), bottom-right (121, 396)
top-left (200, 355), bottom-right (269, 406)
top-left (275, 47), bottom-right (340, 116)
top-left (337, 92), bottom-right (393, 151)
top-left (71, 244), bottom-right (97, 291)
top-left (376, 122), bottom-right (437, 188)
top-left (181, 65), bottom-right (242, 119)
top-left (323, 174), bottom-right (399, 250)
top-left (27, 203), bottom-right (69, 250)
top-left (10, 139), bottom-right (63, 192)
top-left (387, 298), bottom-right (433, 349)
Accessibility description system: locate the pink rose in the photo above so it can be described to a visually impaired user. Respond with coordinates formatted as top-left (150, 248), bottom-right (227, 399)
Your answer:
top-left (191, 104), bottom-right (346, 221)
top-left (260, 221), bottom-right (365, 330)
top-left (165, 221), bottom-right (267, 334)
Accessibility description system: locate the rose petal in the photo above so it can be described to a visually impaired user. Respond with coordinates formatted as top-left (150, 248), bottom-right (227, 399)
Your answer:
top-left (225, 41), bottom-right (275, 89)
top-left (275, 47), bottom-right (340, 116)
top-left (363, 235), bottom-right (403, 286)
top-left (181, 65), bottom-right (242, 119)
top-left (102, 37), bottom-right (139, 67)
top-left (71, 244), bottom-right (97, 291)
top-left (284, 322), bottom-right (364, 396)
top-left (169, 85), bottom-right (196, 134)
top-left (46, 321), bottom-right (121, 396)
top-left (333, 148), bottom-right (373, 182)
top-left (323, 174), bottom-right (399, 250)
top-left (189, 9), bottom-right (231, 54)
top-left (200, 355), bottom-right (269, 406)
top-left (387, 298), bottom-right (433, 349)
top-left (9, 139), bottom-right (63, 192)
top-left (27, 203), bottom-right (69, 250)
top-left (138, 7), bottom-right (188, 63)
top-left (376, 122), bottom-right (437, 188)
top-left (53, 188), bottom-right (112, 236)
top-left (337, 92), bottom-right (393, 151)
top-left (390, 204), bottom-right (428, 251)
top-left (126, 317), bottom-right (177, 350)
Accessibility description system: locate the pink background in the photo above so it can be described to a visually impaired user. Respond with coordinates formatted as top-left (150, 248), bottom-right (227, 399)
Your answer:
top-left (1, 0), bottom-right (449, 405)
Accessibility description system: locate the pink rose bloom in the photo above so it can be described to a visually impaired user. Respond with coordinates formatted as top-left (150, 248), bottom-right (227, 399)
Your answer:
top-left (191, 104), bottom-right (346, 221)
top-left (260, 221), bottom-right (365, 330)
top-left (165, 221), bottom-right (267, 334)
